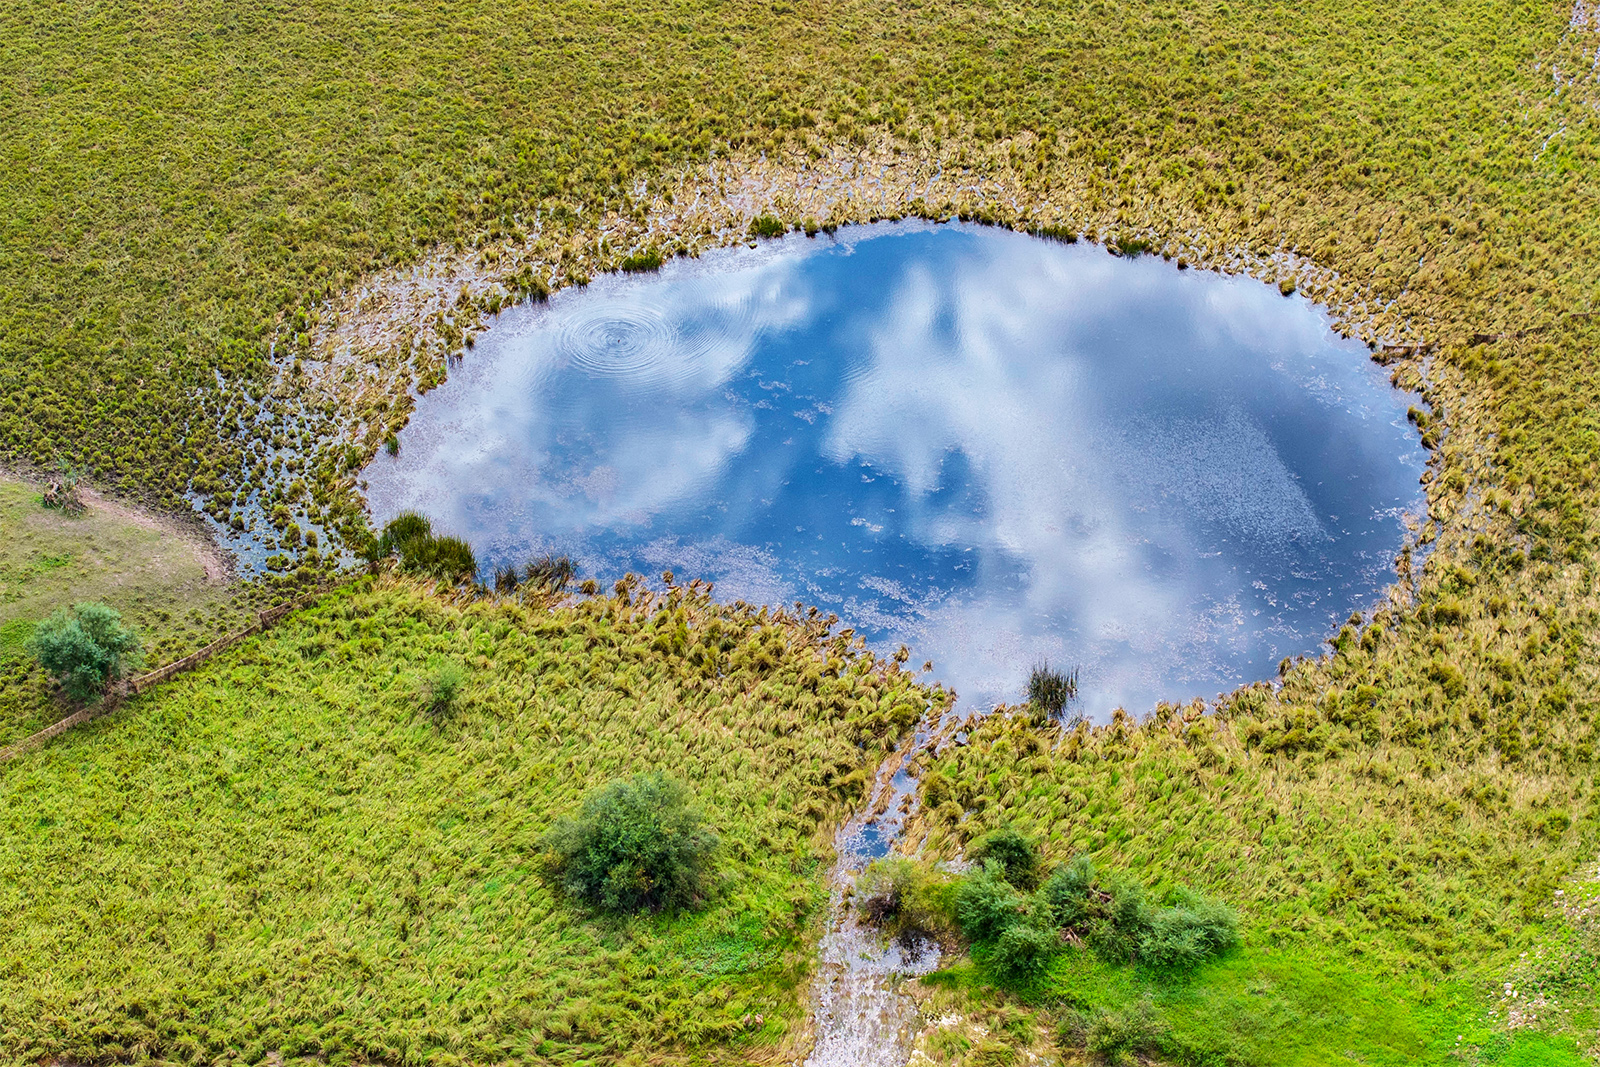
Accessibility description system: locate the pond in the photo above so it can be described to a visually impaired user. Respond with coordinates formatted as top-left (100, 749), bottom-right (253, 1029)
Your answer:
top-left (364, 222), bottom-right (1426, 717)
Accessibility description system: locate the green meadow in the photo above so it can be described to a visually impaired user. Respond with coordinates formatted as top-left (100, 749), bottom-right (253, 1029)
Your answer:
top-left (0, 477), bottom-right (254, 745)
top-left (0, 578), bottom-right (926, 1064)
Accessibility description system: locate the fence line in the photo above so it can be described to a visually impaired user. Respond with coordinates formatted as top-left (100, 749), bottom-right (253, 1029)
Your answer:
top-left (0, 582), bottom-right (342, 764)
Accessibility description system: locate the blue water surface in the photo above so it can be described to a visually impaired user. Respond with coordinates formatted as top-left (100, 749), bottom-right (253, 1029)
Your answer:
top-left (365, 222), bottom-right (1426, 716)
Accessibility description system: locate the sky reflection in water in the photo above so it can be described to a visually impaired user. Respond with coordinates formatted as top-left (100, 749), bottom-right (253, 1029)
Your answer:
top-left (365, 223), bottom-right (1426, 716)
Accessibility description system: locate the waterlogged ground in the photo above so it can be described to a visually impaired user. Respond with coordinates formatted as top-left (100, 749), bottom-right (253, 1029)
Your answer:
top-left (367, 223), bottom-right (1425, 714)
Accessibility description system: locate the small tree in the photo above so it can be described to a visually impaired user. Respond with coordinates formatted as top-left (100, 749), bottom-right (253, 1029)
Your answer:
top-left (26, 602), bottom-right (141, 703)
top-left (969, 825), bottom-right (1043, 890)
top-left (541, 774), bottom-right (719, 914)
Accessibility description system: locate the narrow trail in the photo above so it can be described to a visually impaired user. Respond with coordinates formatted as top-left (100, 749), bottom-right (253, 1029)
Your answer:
top-left (803, 726), bottom-right (944, 1067)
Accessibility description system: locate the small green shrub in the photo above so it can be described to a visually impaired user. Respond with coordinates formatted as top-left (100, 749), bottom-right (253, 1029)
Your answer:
top-left (1062, 998), bottom-right (1168, 1066)
top-left (422, 663), bottom-right (465, 721)
top-left (1137, 888), bottom-right (1239, 969)
top-left (1039, 853), bottom-right (1098, 928)
top-left (956, 862), bottom-right (1026, 942)
top-left (985, 915), bottom-right (1059, 984)
top-left (1085, 873), bottom-right (1151, 964)
top-left (969, 825), bottom-right (1042, 890)
top-left (25, 602), bottom-right (142, 703)
top-left (749, 214), bottom-right (785, 238)
top-left (541, 774), bottom-right (719, 914)
top-left (1039, 854), bottom-right (1237, 969)
top-left (41, 458), bottom-right (86, 515)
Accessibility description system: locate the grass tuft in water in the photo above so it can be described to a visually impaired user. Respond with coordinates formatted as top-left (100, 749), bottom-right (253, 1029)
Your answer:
top-left (1026, 662), bottom-right (1079, 724)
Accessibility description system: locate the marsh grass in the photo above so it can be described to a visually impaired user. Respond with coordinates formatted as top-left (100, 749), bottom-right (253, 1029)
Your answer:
top-left (4, 0), bottom-right (1600, 1057)
top-left (523, 554), bottom-right (578, 592)
top-left (0, 576), bottom-right (929, 1063)
top-left (1025, 662), bottom-right (1078, 726)
top-left (620, 248), bottom-right (665, 273)
top-left (749, 215), bottom-right (786, 239)
top-left (377, 512), bottom-right (478, 583)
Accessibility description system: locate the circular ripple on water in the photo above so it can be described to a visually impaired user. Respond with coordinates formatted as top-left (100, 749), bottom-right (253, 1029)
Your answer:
top-left (555, 285), bottom-right (763, 388)
top-left (557, 301), bottom-right (679, 382)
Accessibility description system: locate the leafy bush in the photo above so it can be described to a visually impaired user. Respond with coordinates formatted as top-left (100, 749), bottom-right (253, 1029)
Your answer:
top-left (956, 862), bottom-right (1027, 943)
top-left (1061, 998), bottom-right (1168, 1066)
top-left (1040, 854), bottom-right (1237, 969)
top-left (855, 857), bottom-right (959, 937)
top-left (541, 774), bottom-right (719, 914)
top-left (969, 825), bottom-right (1042, 890)
top-left (26, 602), bottom-right (142, 703)
top-left (1137, 889), bottom-right (1239, 970)
top-left (1039, 853), bottom-right (1099, 928)
top-left (1088, 873), bottom-right (1152, 963)
top-left (986, 915), bottom-right (1059, 984)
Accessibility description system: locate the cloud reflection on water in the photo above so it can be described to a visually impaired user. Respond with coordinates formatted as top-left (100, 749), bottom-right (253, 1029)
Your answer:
top-left (365, 222), bottom-right (1425, 716)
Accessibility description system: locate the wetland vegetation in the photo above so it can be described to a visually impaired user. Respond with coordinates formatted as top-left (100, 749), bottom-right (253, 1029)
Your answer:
top-left (0, 577), bottom-right (929, 1063)
top-left (1, 0), bottom-right (1599, 1061)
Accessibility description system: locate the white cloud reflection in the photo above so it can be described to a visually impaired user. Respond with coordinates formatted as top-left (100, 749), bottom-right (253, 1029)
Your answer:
top-left (365, 224), bottom-right (1424, 717)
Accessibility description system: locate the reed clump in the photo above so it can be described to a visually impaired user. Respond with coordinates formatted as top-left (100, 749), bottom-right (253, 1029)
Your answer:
top-left (375, 512), bottom-right (478, 583)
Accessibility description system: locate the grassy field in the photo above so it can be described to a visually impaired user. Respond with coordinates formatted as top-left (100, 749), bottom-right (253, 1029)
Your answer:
top-left (0, 576), bottom-right (931, 1064)
top-left (0, 476), bottom-right (255, 744)
top-left (907, 950), bottom-right (1589, 1066)
top-left (4, 0), bottom-right (1600, 1060)
top-left (3, 0), bottom-right (1596, 544)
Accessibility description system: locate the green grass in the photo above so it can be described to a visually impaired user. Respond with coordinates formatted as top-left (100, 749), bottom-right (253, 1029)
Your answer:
top-left (0, 476), bottom-right (259, 743)
top-left (917, 947), bottom-right (1587, 1066)
top-left (0, 577), bottom-right (930, 1064)
top-left (4, 0), bottom-right (1600, 1059)
top-left (902, 669), bottom-right (1600, 1058)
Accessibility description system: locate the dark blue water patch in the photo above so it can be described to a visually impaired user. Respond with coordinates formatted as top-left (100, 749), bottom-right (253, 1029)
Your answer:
top-left (364, 221), bottom-right (1427, 717)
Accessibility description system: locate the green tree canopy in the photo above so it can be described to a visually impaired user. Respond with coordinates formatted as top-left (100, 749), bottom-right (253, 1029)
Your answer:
top-left (541, 774), bottom-right (719, 914)
top-left (26, 602), bottom-right (142, 703)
